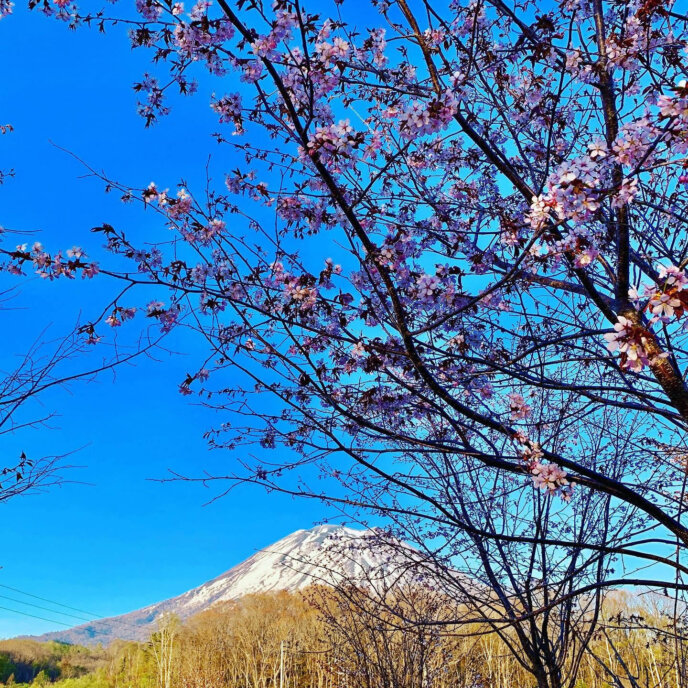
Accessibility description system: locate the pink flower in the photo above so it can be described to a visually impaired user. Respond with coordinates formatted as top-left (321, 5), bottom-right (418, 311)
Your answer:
top-left (611, 178), bottom-right (639, 208)
top-left (198, 218), bottom-right (225, 245)
top-left (658, 93), bottom-right (688, 120)
top-left (530, 461), bottom-right (570, 498)
top-left (521, 440), bottom-right (544, 463)
top-left (164, 188), bottom-right (193, 219)
top-left (315, 37), bottom-right (350, 64)
top-left (0, 0), bottom-right (13, 18)
top-left (211, 93), bottom-right (243, 134)
top-left (603, 316), bottom-right (633, 353)
top-left (252, 34), bottom-right (278, 58)
top-left (398, 90), bottom-right (458, 138)
top-left (658, 264), bottom-right (688, 290)
top-left (66, 246), bottom-right (84, 259)
top-left (307, 119), bottom-right (360, 158)
top-left (241, 61), bottom-right (263, 83)
top-left (135, 0), bottom-right (162, 21)
top-left (351, 341), bottom-right (366, 358)
top-left (588, 140), bottom-right (607, 160)
top-left (147, 300), bottom-right (165, 315)
top-left (508, 393), bottom-right (532, 420)
top-left (82, 263), bottom-right (99, 279)
top-left (143, 182), bottom-right (160, 204)
top-left (648, 292), bottom-right (681, 320)
top-left (416, 274), bottom-right (440, 298)
top-left (573, 247), bottom-right (599, 268)
top-left (604, 316), bottom-right (652, 372)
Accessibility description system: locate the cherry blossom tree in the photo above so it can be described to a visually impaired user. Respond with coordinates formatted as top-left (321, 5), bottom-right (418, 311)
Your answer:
top-left (5, 0), bottom-right (688, 685)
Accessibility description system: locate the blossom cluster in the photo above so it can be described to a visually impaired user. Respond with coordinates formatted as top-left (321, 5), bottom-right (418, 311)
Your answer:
top-left (134, 74), bottom-right (170, 126)
top-left (240, 60), bottom-right (263, 84)
top-left (135, 0), bottom-right (162, 22)
top-left (603, 316), bottom-right (653, 372)
top-left (162, 188), bottom-right (193, 219)
top-left (521, 210), bottom-right (602, 272)
top-left (508, 393), bottom-right (532, 421)
top-left (363, 27), bottom-right (387, 68)
top-left (657, 81), bottom-right (688, 122)
top-left (144, 183), bottom-right (193, 220)
top-left (398, 90), bottom-right (459, 138)
top-left (415, 273), bottom-right (440, 300)
top-left (515, 433), bottom-right (572, 501)
top-left (211, 93), bottom-right (243, 134)
top-left (528, 155), bottom-right (603, 229)
top-left (276, 195), bottom-right (307, 222)
top-left (525, 88), bottom-right (688, 241)
top-left (611, 177), bottom-right (639, 208)
top-left (612, 118), bottom-right (660, 168)
top-left (307, 119), bottom-right (364, 160)
top-left (5, 242), bottom-right (98, 280)
top-left (644, 265), bottom-right (688, 321)
top-left (146, 300), bottom-right (179, 333)
top-left (531, 462), bottom-right (572, 501)
top-left (422, 27), bottom-right (446, 48)
top-left (280, 45), bottom-right (341, 103)
top-left (142, 183), bottom-right (232, 250)
top-left (314, 35), bottom-right (350, 66)
top-left (171, 1), bottom-right (235, 75)
top-left (604, 16), bottom-right (650, 71)
top-left (250, 8), bottom-right (298, 58)
top-left (605, 265), bottom-right (688, 372)
top-left (268, 262), bottom-right (318, 313)
top-left (105, 306), bottom-right (137, 328)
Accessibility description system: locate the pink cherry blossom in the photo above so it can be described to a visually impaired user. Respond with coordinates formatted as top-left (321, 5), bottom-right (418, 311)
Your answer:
top-left (530, 461), bottom-right (570, 498)
top-left (508, 393), bottom-right (532, 420)
top-left (604, 316), bottom-right (652, 372)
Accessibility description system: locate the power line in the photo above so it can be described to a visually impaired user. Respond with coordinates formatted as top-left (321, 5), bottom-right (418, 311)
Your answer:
top-left (0, 603), bottom-right (140, 642)
top-left (0, 582), bottom-right (155, 631)
top-left (0, 594), bottom-right (94, 624)
top-left (0, 584), bottom-right (101, 618)
top-left (0, 605), bottom-right (73, 628)
top-left (0, 583), bottom-right (148, 636)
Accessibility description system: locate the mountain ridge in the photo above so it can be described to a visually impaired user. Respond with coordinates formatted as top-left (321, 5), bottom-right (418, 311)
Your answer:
top-left (29, 524), bottom-right (404, 646)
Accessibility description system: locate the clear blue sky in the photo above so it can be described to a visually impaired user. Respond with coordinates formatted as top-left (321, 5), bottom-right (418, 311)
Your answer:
top-left (0, 5), bottom-right (359, 638)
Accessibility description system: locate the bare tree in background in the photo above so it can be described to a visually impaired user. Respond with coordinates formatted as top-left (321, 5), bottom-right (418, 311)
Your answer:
top-left (0, 279), bottom-right (161, 505)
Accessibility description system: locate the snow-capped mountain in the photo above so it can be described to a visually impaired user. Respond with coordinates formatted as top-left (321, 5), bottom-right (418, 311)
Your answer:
top-left (33, 525), bottom-right (411, 646)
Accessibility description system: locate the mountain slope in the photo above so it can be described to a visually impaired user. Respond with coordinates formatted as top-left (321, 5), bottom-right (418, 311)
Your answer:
top-left (32, 524), bottom-right (407, 645)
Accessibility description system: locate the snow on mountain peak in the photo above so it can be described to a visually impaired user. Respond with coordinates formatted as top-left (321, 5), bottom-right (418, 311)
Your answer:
top-left (31, 524), bottom-right (402, 646)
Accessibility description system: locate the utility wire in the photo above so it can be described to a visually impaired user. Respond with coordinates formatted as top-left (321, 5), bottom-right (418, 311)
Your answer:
top-left (0, 605), bottom-right (73, 628)
top-left (0, 583), bottom-right (148, 635)
top-left (0, 603), bottom-right (140, 642)
top-left (0, 594), bottom-right (94, 624)
top-left (0, 584), bottom-right (101, 618)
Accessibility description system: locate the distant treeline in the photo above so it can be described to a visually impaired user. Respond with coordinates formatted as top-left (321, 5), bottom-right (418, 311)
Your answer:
top-left (0, 639), bottom-right (108, 687)
top-left (0, 587), bottom-right (682, 688)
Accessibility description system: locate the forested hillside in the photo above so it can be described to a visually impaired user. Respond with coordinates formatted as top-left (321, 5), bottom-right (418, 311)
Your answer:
top-left (1, 588), bottom-right (683, 688)
top-left (0, 640), bottom-right (108, 687)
